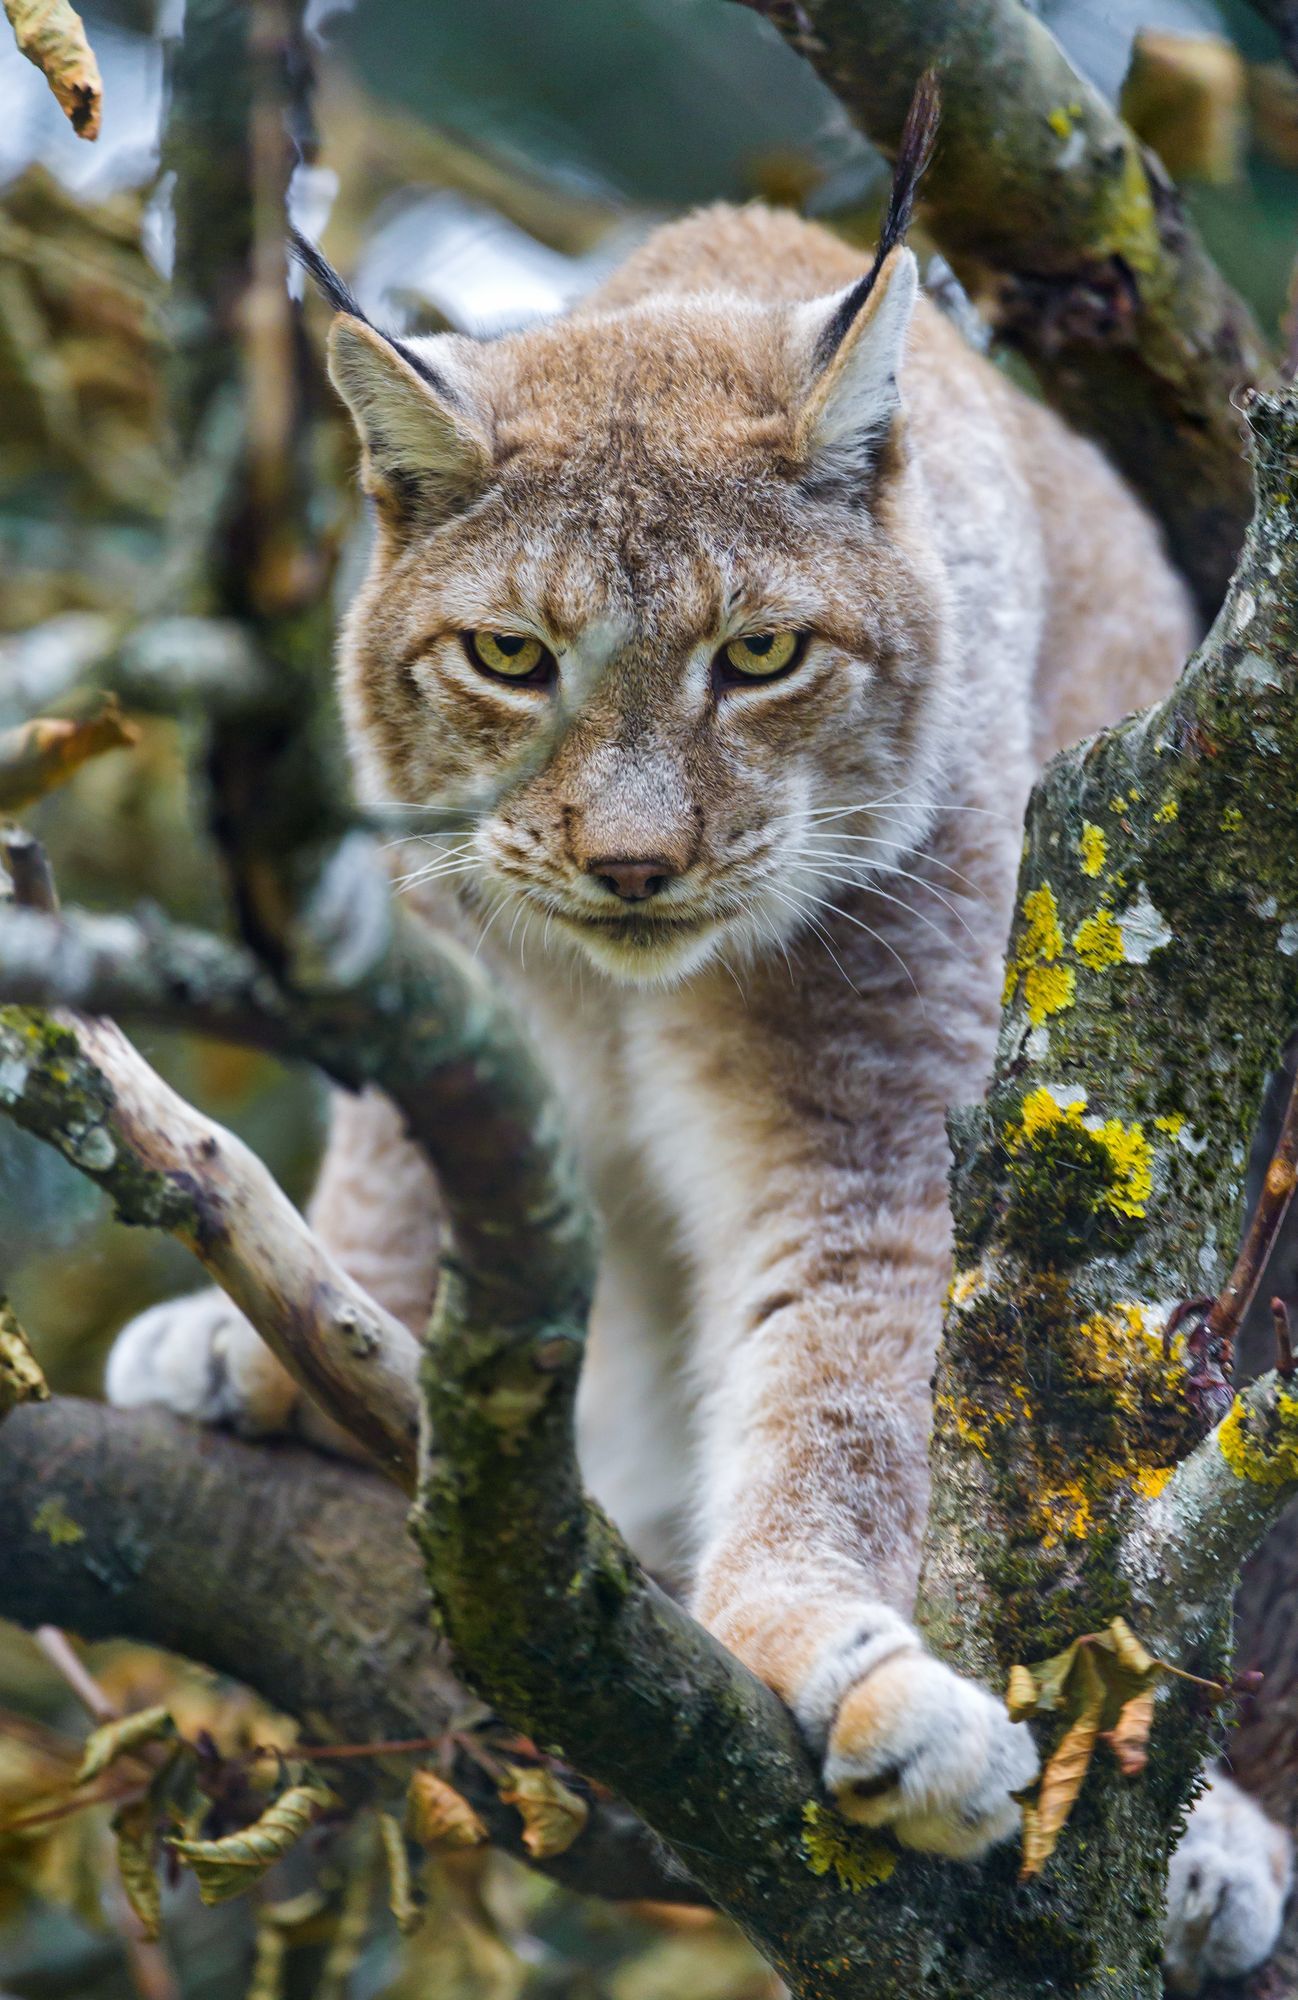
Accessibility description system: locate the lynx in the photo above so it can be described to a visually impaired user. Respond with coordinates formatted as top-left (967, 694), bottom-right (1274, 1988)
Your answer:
top-left (108, 133), bottom-right (1290, 1983)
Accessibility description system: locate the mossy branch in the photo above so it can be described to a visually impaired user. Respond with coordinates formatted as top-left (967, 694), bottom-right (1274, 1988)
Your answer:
top-left (736, 0), bottom-right (1268, 617)
top-left (0, 1396), bottom-right (686, 1904)
top-left (1123, 1369), bottom-right (1298, 1661)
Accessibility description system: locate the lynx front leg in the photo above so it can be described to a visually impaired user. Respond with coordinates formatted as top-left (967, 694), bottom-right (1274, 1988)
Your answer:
top-left (689, 1200), bottom-right (1036, 1859)
top-left (107, 1087), bottom-right (440, 1445)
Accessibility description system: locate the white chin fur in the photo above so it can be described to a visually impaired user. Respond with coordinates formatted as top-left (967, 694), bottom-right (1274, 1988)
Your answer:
top-left (564, 918), bottom-right (724, 986)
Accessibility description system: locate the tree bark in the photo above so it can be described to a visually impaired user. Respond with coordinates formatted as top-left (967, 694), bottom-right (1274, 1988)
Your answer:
top-left (735, 0), bottom-right (1269, 620)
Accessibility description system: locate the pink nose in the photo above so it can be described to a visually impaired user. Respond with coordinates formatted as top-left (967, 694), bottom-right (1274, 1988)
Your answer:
top-left (587, 856), bottom-right (679, 902)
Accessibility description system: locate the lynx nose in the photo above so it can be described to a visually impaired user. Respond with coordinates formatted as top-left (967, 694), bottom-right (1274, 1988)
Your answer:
top-left (587, 856), bottom-right (679, 902)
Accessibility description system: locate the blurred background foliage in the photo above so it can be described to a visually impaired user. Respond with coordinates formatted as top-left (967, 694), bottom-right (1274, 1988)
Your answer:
top-left (0, 0), bottom-right (1295, 1991)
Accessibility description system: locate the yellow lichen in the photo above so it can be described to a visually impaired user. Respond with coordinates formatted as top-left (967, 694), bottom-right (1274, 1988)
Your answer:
top-left (1037, 1478), bottom-right (1093, 1548)
top-left (1023, 962), bottom-right (1076, 1026)
top-left (1003, 884), bottom-right (1076, 1022)
top-left (1073, 909), bottom-right (1124, 971)
top-left (1154, 1113), bottom-right (1185, 1136)
top-left (1006, 1092), bottom-right (1153, 1221)
top-left (1154, 798), bottom-right (1179, 824)
top-left (1047, 105), bottom-right (1073, 137)
top-left (1130, 1466), bottom-right (1174, 1500)
top-left (1077, 1304), bottom-right (1165, 1413)
top-left (801, 1803), bottom-right (896, 1891)
top-left (1218, 1392), bottom-right (1298, 1486)
top-left (947, 1267), bottom-right (984, 1309)
top-left (1078, 823), bottom-right (1107, 877)
top-left (1221, 805), bottom-right (1244, 834)
top-left (1092, 1118), bottom-right (1153, 1219)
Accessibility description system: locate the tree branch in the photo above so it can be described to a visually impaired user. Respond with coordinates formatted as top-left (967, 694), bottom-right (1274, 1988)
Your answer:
top-left (0, 1396), bottom-right (687, 1905)
top-left (1122, 1369), bottom-right (1298, 1660)
top-left (0, 1004), bottom-right (421, 1480)
top-left (736, 0), bottom-right (1268, 617)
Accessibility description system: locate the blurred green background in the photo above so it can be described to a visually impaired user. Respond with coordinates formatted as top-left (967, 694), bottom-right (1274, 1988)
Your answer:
top-left (0, 0), bottom-right (1295, 1991)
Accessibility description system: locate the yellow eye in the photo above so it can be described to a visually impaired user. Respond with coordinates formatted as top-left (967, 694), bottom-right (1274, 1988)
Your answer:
top-left (465, 631), bottom-right (552, 681)
top-left (719, 631), bottom-right (803, 681)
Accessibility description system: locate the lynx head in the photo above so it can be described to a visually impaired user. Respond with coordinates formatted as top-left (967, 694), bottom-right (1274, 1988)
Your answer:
top-left (305, 89), bottom-right (952, 986)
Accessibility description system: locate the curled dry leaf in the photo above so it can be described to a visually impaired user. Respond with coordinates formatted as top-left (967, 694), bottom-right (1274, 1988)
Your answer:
top-left (498, 1764), bottom-right (588, 1859)
top-left (1102, 1689), bottom-right (1157, 1777)
top-left (378, 1809), bottom-right (422, 1935)
top-left (77, 1705), bottom-right (175, 1785)
top-left (168, 1781), bottom-right (334, 1905)
top-left (406, 1768), bottom-right (488, 1850)
top-left (1019, 1649), bottom-right (1105, 1882)
top-left (0, 700), bottom-right (138, 812)
top-left (0, 1301), bottom-right (48, 1418)
top-left (112, 1800), bottom-right (161, 1941)
top-left (1010, 1617), bottom-right (1167, 1879)
top-left (2, 0), bottom-right (101, 137)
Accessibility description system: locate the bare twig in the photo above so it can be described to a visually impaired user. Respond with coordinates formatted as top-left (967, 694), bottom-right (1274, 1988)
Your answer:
top-left (33, 1625), bottom-right (118, 1724)
top-left (1, 824), bottom-right (58, 912)
top-left (0, 1004), bottom-right (421, 1481)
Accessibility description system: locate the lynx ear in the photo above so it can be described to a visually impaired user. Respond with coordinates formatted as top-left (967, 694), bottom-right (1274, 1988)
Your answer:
top-left (326, 317), bottom-right (491, 520)
top-left (290, 229), bottom-right (490, 521)
top-left (789, 67), bottom-right (938, 495)
top-left (791, 248), bottom-right (919, 492)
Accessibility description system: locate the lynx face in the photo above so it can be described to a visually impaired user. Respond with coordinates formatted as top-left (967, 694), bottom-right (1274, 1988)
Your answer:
top-left (334, 255), bottom-right (954, 984)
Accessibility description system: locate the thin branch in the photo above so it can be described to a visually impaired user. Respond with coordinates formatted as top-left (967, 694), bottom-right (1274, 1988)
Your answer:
top-left (1, 824), bottom-right (58, 913)
top-left (1121, 1370), bottom-right (1298, 1660)
top-left (33, 1625), bottom-right (119, 1724)
top-left (0, 1003), bottom-right (421, 1482)
top-left (1203, 1068), bottom-right (1298, 1375)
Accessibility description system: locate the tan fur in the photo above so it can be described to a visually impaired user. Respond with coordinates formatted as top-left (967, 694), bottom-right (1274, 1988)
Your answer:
top-left (110, 203), bottom-right (1198, 1859)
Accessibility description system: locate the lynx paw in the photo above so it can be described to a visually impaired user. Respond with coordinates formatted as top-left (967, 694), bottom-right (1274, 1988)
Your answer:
top-left (1163, 1770), bottom-right (1292, 1995)
top-left (799, 1611), bottom-right (1038, 1859)
top-left (105, 1289), bottom-right (298, 1436)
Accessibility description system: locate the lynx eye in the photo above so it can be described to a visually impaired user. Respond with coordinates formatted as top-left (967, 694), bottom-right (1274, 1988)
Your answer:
top-left (462, 630), bottom-right (555, 685)
top-left (715, 630), bottom-right (804, 687)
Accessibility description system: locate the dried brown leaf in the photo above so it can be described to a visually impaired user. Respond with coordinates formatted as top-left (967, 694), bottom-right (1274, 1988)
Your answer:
top-left (77, 1706), bottom-right (174, 1785)
top-left (499, 1764), bottom-right (588, 1858)
top-left (1005, 1662), bottom-right (1039, 1723)
top-left (406, 1768), bottom-right (488, 1851)
top-left (1019, 1650), bottom-right (1105, 1881)
top-left (378, 1810), bottom-right (422, 1935)
top-left (112, 1801), bottom-right (161, 1941)
top-left (0, 701), bottom-right (137, 811)
top-left (0, 1302), bottom-right (48, 1418)
top-left (1102, 1689), bottom-right (1156, 1777)
top-left (169, 1781), bottom-right (334, 1905)
top-left (2, 0), bottom-right (102, 138)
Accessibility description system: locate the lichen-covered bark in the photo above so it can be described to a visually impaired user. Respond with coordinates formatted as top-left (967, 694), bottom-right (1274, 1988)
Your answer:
top-left (0, 1398), bottom-right (683, 1904)
top-left (736, 0), bottom-right (1268, 618)
top-left (916, 390), bottom-right (1298, 1993)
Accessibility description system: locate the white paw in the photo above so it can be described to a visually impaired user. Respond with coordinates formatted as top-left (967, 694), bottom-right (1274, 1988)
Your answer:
top-left (1163, 1769), bottom-right (1292, 1995)
top-left (105, 1289), bottom-right (298, 1435)
top-left (798, 1611), bottom-right (1039, 1859)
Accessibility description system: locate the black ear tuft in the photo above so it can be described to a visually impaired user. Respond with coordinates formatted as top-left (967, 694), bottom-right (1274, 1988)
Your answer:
top-left (288, 224), bottom-right (366, 322)
top-left (812, 69), bottom-right (941, 370)
top-left (288, 226), bottom-right (451, 396)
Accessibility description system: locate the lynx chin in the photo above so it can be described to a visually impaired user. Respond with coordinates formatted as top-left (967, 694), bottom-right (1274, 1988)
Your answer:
top-left (107, 169), bottom-right (1290, 1981)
